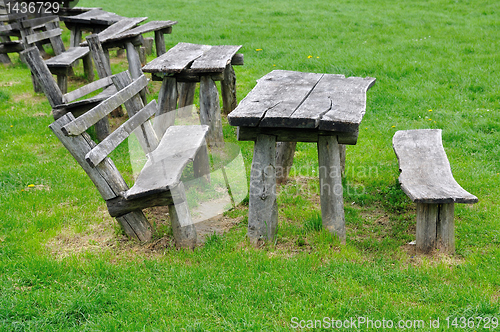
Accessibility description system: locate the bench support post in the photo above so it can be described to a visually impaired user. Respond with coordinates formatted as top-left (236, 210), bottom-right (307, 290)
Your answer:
top-left (275, 141), bottom-right (297, 185)
top-left (248, 134), bottom-right (278, 245)
top-left (318, 135), bottom-right (346, 244)
top-left (416, 202), bottom-right (455, 254)
top-left (221, 64), bottom-right (237, 115)
top-left (169, 183), bottom-right (197, 249)
top-left (200, 76), bottom-right (224, 148)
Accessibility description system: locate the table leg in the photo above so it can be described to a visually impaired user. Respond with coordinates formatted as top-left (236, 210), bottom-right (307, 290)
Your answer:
top-left (154, 77), bottom-right (177, 138)
top-left (169, 183), bottom-right (197, 249)
top-left (276, 141), bottom-right (297, 185)
top-left (248, 134), bottom-right (278, 245)
top-left (154, 30), bottom-right (166, 57)
top-left (125, 42), bottom-right (147, 105)
top-left (199, 76), bottom-right (224, 148)
top-left (318, 135), bottom-right (346, 243)
top-left (221, 64), bottom-right (237, 115)
top-left (70, 27), bottom-right (82, 48)
top-left (178, 82), bottom-right (196, 110)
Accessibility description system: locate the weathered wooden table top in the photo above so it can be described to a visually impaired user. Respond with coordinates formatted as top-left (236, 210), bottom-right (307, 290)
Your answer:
top-left (79, 17), bottom-right (148, 46)
top-left (227, 70), bottom-right (376, 133)
top-left (142, 42), bottom-right (242, 75)
top-left (61, 8), bottom-right (126, 26)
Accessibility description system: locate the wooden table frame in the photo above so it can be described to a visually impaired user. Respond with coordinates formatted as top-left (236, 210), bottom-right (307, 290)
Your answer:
top-left (228, 70), bottom-right (376, 245)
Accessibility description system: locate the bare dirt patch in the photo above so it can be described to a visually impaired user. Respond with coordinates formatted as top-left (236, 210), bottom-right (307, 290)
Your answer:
top-left (13, 92), bottom-right (45, 105)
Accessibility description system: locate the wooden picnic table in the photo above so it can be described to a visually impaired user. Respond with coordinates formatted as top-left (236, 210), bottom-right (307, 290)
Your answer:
top-left (142, 42), bottom-right (244, 146)
top-left (60, 8), bottom-right (128, 47)
top-left (228, 70), bottom-right (376, 244)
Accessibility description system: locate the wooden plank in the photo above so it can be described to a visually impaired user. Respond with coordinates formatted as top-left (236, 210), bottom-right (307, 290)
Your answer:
top-left (437, 203), bottom-right (455, 254)
top-left (276, 142), bottom-right (297, 185)
top-left (393, 129), bottom-right (478, 204)
top-left (19, 15), bottom-right (58, 29)
top-left (106, 190), bottom-right (177, 218)
top-left (86, 34), bottom-right (112, 78)
top-left (190, 44), bottom-right (242, 73)
top-left (169, 183), bottom-right (197, 249)
top-left (318, 76), bottom-right (376, 132)
top-left (54, 86), bottom-right (117, 120)
top-left (45, 21), bottom-right (65, 56)
top-left (115, 211), bottom-right (152, 242)
top-left (107, 20), bottom-right (177, 41)
top-left (20, 47), bottom-right (64, 108)
top-left (0, 41), bottom-right (23, 53)
top-left (142, 42), bottom-right (211, 74)
top-left (112, 71), bottom-right (158, 154)
top-left (25, 28), bottom-right (62, 45)
top-left (237, 126), bottom-right (359, 145)
top-left (318, 135), bottom-right (346, 243)
top-left (79, 17), bottom-right (147, 46)
top-left (45, 46), bottom-right (89, 67)
top-left (49, 113), bottom-right (128, 201)
top-left (221, 64), bottom-right (237, 115)
top-left (227, 70), bottom-right (323, 127)
top-left (61, 75), bottom-right (149, 136)
top-left (416, 203), bottom-right (437, 254)
top-left (154, 29), bottom-right (166, 56)
top-left (155, 77), bottom-right (177, 138)
top-left (248, 134), bottom-right (278, 244)
top-left (123, 125), bottom-right (209, 200)
top-left (64, 76), bottom-right (114, 102)
top-left (86, 101), bottom-right (158, 167)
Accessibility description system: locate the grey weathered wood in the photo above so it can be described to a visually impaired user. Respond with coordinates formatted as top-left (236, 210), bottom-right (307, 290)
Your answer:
top-left (45, 47), bottom-right (90, 67)
top-left (138, 46), bottom-right (146, 66)
top-left (227, 70), bottom-right (375, 132)
top-left (236, 126), bottom-right (359, 145)
top-left (123, 125), bottom-right (209, 200)
top-left (248, 134), bottom-right (278, 244)
top-left (143, 37), bottom-right (153, 55)
top-left (111, 71), bottom-right (158, 154)
top-left (318, 135), bottom-right (346, 243)
top-left (125, 41), bottom-right (147, 104)
top-left (193, 141), bottom-right (211, 183)
top-left (190, 44), bottom-right (242, 73)
top-left (115, 211), bottom-right (152, 242)
top-left (25, 28), bottom-right (62, 45)
top-left (276, 142), bottom-right (296, 185)
top-left (70, 26), bottom-right (82, 48)
top-left (20, 47), bottom-right (64, 107)
top-left (49, 113), bottom-right (128, 200)
top-left (62, 75), bottom-right (149, 136)
top-left (144, 42), bottom-right (211, 73)
top-left (199, 76), bottom-right (224, 148)
top-left (221, 64), bottom-right (237, 115)
top-left (86, 101), bottom-right (158, 167)
top-left (416, 203), bottom-right (437, 254)
top-left (155, 77), bottom-right (177, 138)
top-left (231, 53), bottom-right (244, 66)
top-left (154, 29), bottom-right (166, 56)
top-left (169, 183), bottom-right (197, 249)
top-left (64, 77), bottom-right (113, 103)
top-left (86, 34), bottom-right (112, 78)
top-left (45, 21), bottom-right (65, 55)
top-left (79, 17), bottom-right (148, 46)
top-left (106, 190), bottom-right (177, 218)
top-left (82, 53), bottom-right (94, 81)
top-left (393, 129), bottom-right (478, 204)
top-left (177, 82), bottom-right (196, 109)
top-left (56, 72), bottom-right (68, 94)
top-left (107, 20), bottom-right (176, 42)
top-left (437, 203), bottom-right (455, 254)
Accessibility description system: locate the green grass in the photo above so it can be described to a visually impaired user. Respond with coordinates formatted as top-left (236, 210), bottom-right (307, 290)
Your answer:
top-left (1, 0), bottom-right (499, 330)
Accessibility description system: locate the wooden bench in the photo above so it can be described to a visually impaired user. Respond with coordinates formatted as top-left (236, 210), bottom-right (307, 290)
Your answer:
top-left (393, 129), bottom-right (478, 254)
top-left (49, 70), bottom-right (210, 248)
top-left (0, 11), bottom-right (26, 64)
top-left (18, 15), bottom-right (94, 94)
top-left (21, 46), bottom-right (114, 141)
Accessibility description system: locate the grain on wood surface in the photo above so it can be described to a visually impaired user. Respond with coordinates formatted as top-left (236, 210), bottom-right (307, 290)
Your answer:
top-left (86, 34), bottom-right (112, 78)
top-left (142, 42), bottom-right (211, 74)
top-left (393, 129), bottom-right (478, 203)
top-left (189, 44), bottom-right (242, 73)
top-left (276, 141), bottom-right (296, 185)
top-left (248, 134), bottom-right (278, 244)
top-left (79, 17), bottom-right (147, 46)
top-left (236, 126), bottom-right (359, 145)
top-left (61, 74), bottom-right (148, 136)
top-left (85, 101), bottom-right (158, 167)
top-left (45, 46), bottom-right (89, 67)
top-left (169, 183), bottom-right (197, 248)
top-left (436, 203), bottom-right (455, 254)
top-left (416, 203), bottom-right (437, 254)
top-left (123, 125), bottom-right (208, 200)
top-left (115, 211), bottom-right (152, 242)
top-left (199, 76), bottom-right (224, 148)
top-left (106, 190), bottom-right (177, 218)
top-left (155, 77), bottom-right (177, 138)
top-left (107, 20), bottom-right (177, 42)
top-left (221, 64), bottom-right (237, 115)
top-left (25, 28), bottom-right (62, 45)
top-left (318, 135), bottom-right (346, 243)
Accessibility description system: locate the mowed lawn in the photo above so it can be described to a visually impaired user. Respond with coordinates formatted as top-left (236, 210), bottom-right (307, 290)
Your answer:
top-left (0, 0), bottom-right (499, 330)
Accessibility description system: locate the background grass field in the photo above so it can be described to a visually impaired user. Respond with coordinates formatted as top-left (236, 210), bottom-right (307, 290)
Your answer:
top-left (0, 0), bottom-right (499, 330)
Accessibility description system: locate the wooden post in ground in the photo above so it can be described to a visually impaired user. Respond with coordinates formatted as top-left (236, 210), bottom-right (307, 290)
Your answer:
top-left (318, 135), bottom-right (346, 243)
top-left (417, 203), bottom-right (455, 254)
top-left (221, 64), bottom-right (237, 114)
top-left (169, 183), bottom-right (197, 249)
top-left (199, 76), bottom-right (224, 148)
top-left (275, 142), bottom-right (297, 185)
top-left (155, 77), bottom-right (177, 138)
top-left (248, 134), bottom-right (278, 245)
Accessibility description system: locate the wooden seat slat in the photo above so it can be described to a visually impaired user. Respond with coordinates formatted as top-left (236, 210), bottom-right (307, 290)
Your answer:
top-left (25, 28), bottom-right (62, 45)
top-left (393, 129), bottom-right (478, 204)
top-left (189, 44), bottom-right (242, 73)
top-left (123, 125), bottom-right (209, 200)
top-left (45, 46), bottom-right (90, 67)
top-left (63, 76), bottom-right (114, 103)
top-left (85, 100), bottom-right (158, 167)
top-left (107, 20), bottom-right (177, 41)
top-left (62, 75), bottom-right (149, 136)
top-left (79, 17), bottom-right (148, 46)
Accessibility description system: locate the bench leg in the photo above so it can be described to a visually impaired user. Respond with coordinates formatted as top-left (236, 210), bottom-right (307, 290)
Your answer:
top-left (417, 203), bottom-right (455, 254)
top-left (70, 27), bottom-right (82, 48)
top-left (115, 210), bottom-right (152, 242)
top-left (154, 30), bottom-right (166, 57)
top-left (221, 64), bottom-right (237, 115)
top-left (200, 76), bottom-right (224, 148)
top-left (275, 141), bottom-right (297, 185)
top-left (56, 73), bottom-right (68, 95)
top-left (178, 82), bottom-right (196, 111)
top-left (193, 141), bottom-right (211, 184)
top-left (248, 134), bottom-right (278, 245)
top-left (169, 183), bottom-right (197, 249)
top-left (318, 135), bottom-right (346, 244)
top-left (125, 42), bottom-right (148, 105)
